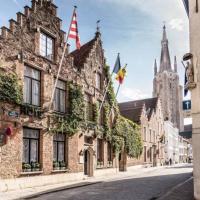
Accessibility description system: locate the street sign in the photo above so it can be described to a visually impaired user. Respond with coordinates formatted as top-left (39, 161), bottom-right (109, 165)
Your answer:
top-left (183, 100), bottom-right (191, 110)
top-left (8, 111), bottom-right (19, 118)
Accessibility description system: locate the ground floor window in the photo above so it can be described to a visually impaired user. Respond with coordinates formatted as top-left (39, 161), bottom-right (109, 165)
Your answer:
top-left (144, 146), bottom-right (147, 162)
top-left (107, 142), bottom-right (113, 167)
top-left (97, 139), bottom-right (104, 167)
top-left (22, 128), bottom-right (40, 171)
top-left (150, 147), bottom-right (152, 162)
top-left (53, 133), bottom-right (66, 170)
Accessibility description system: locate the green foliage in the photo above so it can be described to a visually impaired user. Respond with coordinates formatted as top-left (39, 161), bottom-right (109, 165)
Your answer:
top-left (69, 83), bottom-right (85, 122)
top-left (93, 102), bottom-right (99, 124)
top-left (0, 72), bottom-right (22, 105)
top-left (125, 119), bottom-right (143, 158)
top-left (103, 65), bottom-right (143, 158)
top-left (103, 102), bottom-right (111, 140)
top-left (50, 83), bottom-right (85, 136)
top-left (112, 115), bottom-right (143, 158)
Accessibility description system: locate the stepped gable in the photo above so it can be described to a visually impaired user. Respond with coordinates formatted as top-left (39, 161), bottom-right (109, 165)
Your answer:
top-left (119, 97), bottom-right (158, 123)
top-left (70, 38), bottom-right (96, 69)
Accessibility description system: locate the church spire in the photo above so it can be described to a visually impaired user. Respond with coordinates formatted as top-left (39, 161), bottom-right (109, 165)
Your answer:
top-left (154, 59), bottom-right (157, 76)
top-left (160, 25), bottom-right (172, 72)
top-left (174, 56), bottom-right (177, 73)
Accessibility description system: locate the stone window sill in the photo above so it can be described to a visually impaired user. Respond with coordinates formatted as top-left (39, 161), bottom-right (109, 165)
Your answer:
top-left (20, 171), bottom-right (43, 176)
top-left (96, 166), bottom-right (104, 169)
top-left (51, 169), bottom-right (68, 173)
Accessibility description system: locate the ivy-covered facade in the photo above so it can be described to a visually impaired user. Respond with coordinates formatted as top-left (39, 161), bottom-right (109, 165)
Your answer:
top-left (0, 0), bottom-right (142, 180)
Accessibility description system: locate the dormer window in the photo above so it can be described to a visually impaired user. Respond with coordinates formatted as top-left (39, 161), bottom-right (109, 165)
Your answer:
top-left (40, 32), bottom-right (54, 61)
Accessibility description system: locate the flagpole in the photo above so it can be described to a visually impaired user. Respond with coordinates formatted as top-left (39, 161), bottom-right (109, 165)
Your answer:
top-left (98, 53), bottom-right (120, 113)
top-left (49, 6), bottom-right (77, 110)
top-left (108, 83), bottom-right (121, 116)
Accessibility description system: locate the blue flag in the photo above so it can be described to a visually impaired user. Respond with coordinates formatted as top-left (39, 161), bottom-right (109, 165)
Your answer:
top-left (184, 68), bottom-right (188, 97)
top-left (182, 0), bottom-right (189, 17)
top-left (113, 53), bottom-right (121, 74)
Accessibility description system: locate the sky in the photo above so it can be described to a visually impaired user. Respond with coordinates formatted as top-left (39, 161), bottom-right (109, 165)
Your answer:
top-left (0, 0), bottom-right (191, 123)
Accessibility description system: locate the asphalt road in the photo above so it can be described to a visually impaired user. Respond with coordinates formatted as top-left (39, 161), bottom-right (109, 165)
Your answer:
top-left (27, 165), bottom-right (193, 200)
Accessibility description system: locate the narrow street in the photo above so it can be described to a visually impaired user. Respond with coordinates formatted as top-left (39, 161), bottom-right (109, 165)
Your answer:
top-left (26, 164), bottom-right (193, 200)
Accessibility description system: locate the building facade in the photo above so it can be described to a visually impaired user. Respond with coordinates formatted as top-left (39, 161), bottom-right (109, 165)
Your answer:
top-left (182, 0), bottom-right (200, 198)
top-left (178, 136), bottom-right (190, 163)
top-left (119, 98), bottom-right (165, 167)
top-left (164, 121), bottom-right (179, 164)
top-left (153, 26), bottom-right (184, 131)
top-left (0, 0), bottom-right (117, 180)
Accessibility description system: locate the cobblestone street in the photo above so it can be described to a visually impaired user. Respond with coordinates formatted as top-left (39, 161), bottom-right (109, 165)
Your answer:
top-left (24, 165), bottom-right (193, 200)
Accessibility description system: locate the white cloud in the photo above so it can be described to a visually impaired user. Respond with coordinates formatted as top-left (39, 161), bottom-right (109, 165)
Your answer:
top-left (121, 87), bottom-right (149, 101)
top-left (169, 18), bottom-right (184, 31)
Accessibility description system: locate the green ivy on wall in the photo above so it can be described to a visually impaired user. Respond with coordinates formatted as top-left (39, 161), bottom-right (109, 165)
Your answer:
top-left (111, 109), bottom-right (143, 158)
top-left (0, 72), bottom-right (22, 105)
top-left (50, 83), bottom-right (85, 136)
top-left (103, 65), bottom-right (143, 158)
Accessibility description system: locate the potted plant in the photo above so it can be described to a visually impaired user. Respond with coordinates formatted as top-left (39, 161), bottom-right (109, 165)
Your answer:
top-left (97, 161), bottom-right (101, 168)
top-left (31, 161), bottom-right (36, 171)
top-left (108, 161), bottom-right (113, 167)
top-left (59, 161), bottom-right (66, 170)
top-left (53, 161), bottom-right (60, 170)
top-left (22, 163), bottom-right (31, 172)
top-left (34, 162), bottom-right (40, 171)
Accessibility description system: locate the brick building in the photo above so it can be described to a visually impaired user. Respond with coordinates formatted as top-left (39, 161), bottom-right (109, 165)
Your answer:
top-left (119, 98), bottom-right (165, 167)
top-left (0, 0), bottom-right (117, 179)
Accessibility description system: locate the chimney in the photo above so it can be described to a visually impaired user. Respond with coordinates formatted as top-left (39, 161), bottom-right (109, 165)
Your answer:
top-left (17, 12), bottom-right (24, 26)
top-left (24, 6), bottom-right (31, 17)
top-left (1, 27), bottom-right (9, 38)
top-left (9, 19), bottom-right (17, 33)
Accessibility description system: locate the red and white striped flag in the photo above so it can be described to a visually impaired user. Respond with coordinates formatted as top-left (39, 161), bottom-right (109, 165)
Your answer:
top-left (69, 10), bottom-right (81, 49)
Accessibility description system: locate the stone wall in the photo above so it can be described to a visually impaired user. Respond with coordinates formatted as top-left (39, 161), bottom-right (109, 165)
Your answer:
top-left (0, 0), bottom-right (117, 179)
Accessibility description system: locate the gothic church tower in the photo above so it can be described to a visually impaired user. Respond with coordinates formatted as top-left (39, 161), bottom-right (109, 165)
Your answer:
top-left (153, 25), bottom-right (183, 131)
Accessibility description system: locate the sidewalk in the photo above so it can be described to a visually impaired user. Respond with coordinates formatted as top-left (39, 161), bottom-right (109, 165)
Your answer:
top-left (0, 165), bottom-right (164, 200)
top-left (159, 177), bottom-right (194, 200)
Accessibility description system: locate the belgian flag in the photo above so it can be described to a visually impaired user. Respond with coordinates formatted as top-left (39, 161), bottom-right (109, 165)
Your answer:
top-left (116, 65), bottom-right (127, 84)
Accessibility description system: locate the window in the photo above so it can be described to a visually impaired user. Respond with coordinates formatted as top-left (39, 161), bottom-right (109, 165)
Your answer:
top-left (54, 80), bottom-right (66, 113)
top-left (23, 128), bottom-right (40, 164)
top-left (53, 133), bottom-right (66, 163)
top-left (153, 131), bottom-right (156, 143)
top-left (107, 142), bottom-right (112, 162)
top-left (85, 94), bottom-right (93, 121)
top-left (40, 32), bottom-right (54, 60)
top-left (23, 66), bottom-right (41, 106)
top-left (149, 129), bottom-right (152, 143)
top-left (97, 139), bottom-right (104, 162)
top-left (98, 101), bottom-right (104, 125)
top-left (96, 73), bottom-right (102, 90)
top-left (144, 146), bottom-right (147, 162)
top-left (150, 147), bottom-right (152, 162)
top-left (144, 127), bottom-right (147, 141)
